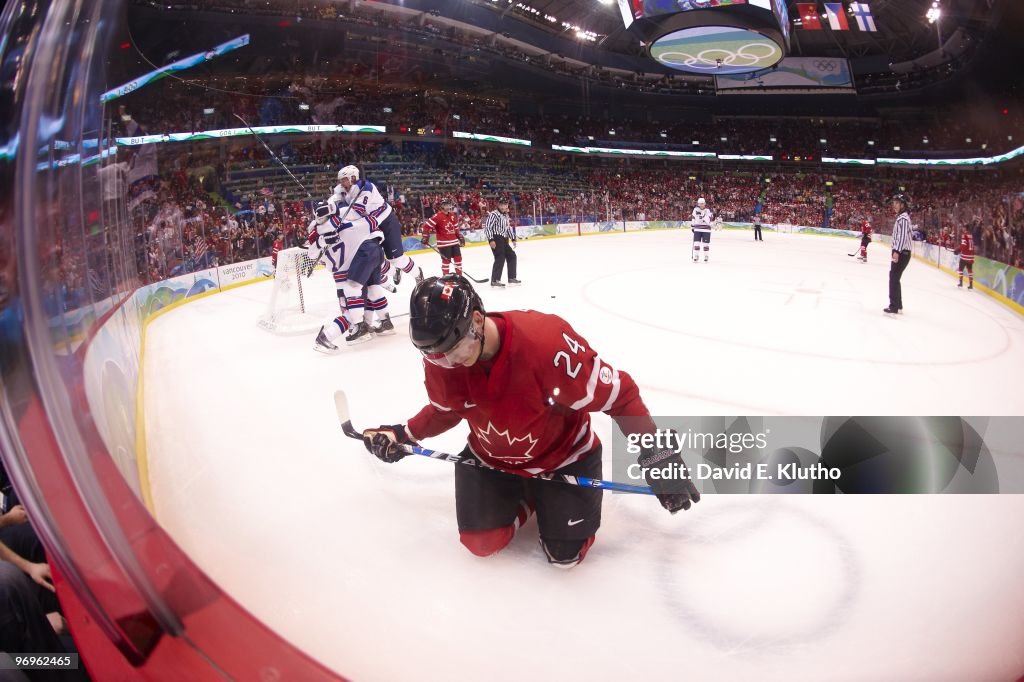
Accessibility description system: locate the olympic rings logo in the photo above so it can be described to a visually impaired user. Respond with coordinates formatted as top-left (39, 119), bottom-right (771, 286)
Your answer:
top-left (654, 42), bottom-right (780, 70)
top-left (814, 60), bottom-right (837, 71)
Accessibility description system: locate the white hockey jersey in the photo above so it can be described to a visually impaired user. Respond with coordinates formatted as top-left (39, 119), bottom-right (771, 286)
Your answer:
top-left (691, 206), bottom-right (714, 233)
top-left (330, 178), bottom-right (393, 232)
top-left (306, 212), bottom-right (377, 273)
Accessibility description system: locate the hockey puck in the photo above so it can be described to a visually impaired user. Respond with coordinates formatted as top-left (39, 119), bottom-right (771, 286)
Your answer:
top-left (551, 295), bottom-right (556, 298)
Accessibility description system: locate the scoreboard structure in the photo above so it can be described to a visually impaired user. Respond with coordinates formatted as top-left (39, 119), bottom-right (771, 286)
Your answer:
top-left (619, 0), bottom-right (791, 75)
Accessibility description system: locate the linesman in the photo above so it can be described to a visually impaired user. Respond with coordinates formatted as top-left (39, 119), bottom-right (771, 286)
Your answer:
top-left (884, 192), bottom-right (912, 315)
top-left (484, 198), bottom-right (519, 287)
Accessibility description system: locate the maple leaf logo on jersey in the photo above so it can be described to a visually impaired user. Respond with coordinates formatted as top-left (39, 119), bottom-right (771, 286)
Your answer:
top-left (473, 421), bottom-right (538, 463)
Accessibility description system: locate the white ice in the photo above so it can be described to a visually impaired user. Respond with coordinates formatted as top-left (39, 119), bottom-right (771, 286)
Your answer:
top-left (144, 229), bottom-right (1024, 681)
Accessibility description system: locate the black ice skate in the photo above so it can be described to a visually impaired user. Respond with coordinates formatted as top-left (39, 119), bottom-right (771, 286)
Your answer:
top-left (371, 314), bottom-right (396, 336)
top-left (508, 278), bottom-right (522, 286)
top-left (490, 280), bottom-right (505, 288)
top-left (883, 306), bottom-right (900, 314)
top-left (415, 267), bottom-right (425, 285)
top-left (313, 327), bottom-right (339, 354)
top-left (346, 321), bottom-right (373, 345)
top-left (958, 280), bottom-right (963, 287)
top-left (393, 268), bottom-right (401, 286)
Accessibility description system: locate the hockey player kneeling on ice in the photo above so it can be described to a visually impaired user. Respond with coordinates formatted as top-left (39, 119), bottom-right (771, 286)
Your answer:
top-left (308, 201), bottom-right (392, 352)
top-left (361, 276), bottom-right (700, 567)
top-left (691, 197), bottom-right (713, 262)
top-left (331, 165), bottom-right (422, 287)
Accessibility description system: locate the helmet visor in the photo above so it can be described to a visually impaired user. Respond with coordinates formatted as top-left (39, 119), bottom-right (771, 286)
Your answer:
top-left (420, 326), bottom-right (480, 368)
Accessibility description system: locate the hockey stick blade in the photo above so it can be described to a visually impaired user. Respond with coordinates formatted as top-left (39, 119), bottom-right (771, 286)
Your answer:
top-left (334, 390), bottom-right (363, 440)
top-left (425, 244), bottom-right (489, 283)
top-left (333, 390), bottom-right (653, 495)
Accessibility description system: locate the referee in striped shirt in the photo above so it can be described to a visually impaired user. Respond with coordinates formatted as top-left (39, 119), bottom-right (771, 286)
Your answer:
top-left (884, 192), bottom-right (912, 314)
top-left (484, 198), bottom-right (519, 287)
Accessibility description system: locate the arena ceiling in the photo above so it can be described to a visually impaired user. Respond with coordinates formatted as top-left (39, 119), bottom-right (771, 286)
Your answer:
top-left (479, 0), bottom-right (1007, 62)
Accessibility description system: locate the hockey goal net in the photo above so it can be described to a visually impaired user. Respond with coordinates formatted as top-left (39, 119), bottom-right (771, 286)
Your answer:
top-left (257, 247), bottom-right (340, 335)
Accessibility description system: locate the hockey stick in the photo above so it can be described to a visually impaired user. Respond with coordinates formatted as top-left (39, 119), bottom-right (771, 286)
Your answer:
top-left (424, 243), bottom-right (489, 283)
top-left (233, 113), bottom-right (314, 200)
top-left (334, 390), bottom-right (654, 496)
top-left (234, 113), bottom-right (328, 273)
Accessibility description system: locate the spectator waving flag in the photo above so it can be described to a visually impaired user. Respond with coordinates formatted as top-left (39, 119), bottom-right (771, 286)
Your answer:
top-left (797, 3), bottom-right (821, 30)
top-left (193, 234), bottom-right (211, 265)
top-left (824, 3), bottom-right (849, 30)
top-left (850, 2), bottom-right (877, 31)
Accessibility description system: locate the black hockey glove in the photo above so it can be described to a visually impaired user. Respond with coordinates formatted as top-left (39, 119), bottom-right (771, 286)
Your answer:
top-left (458, 234), bottom-right (466, 247)
top-left (362, 424), bottom-right (412, 463)
top-left (638, 442), bottom-right (701, 514)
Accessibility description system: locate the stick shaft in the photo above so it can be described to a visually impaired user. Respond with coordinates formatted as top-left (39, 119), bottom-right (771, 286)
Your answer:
top-left (340, 417), bottom-right (653, 495)
top-left (233, 113), bottom-right (313, 199)
top-left (425, 244), bottom-right (489, 283)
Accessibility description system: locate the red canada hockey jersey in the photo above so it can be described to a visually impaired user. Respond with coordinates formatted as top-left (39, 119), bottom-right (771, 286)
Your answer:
top-left (422, 211), bottom-right (462, 248)
top-left (406, 311), bottom-right (656, 475)
top-left (958, 233), bottom-right (975, 262)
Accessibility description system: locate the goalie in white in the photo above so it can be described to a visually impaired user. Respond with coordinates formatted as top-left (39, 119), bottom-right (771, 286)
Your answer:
top-left (307, 200), bottom-right (394, 353)
top-left (331, 165), bottom-right (422, 287)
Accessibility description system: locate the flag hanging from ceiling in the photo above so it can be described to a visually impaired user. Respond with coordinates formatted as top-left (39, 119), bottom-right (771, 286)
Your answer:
top-left (850, 2), bottom-right (878, 31)
top-left (824, 3), bottom-right (850, 30)
top-left (797, 3), bottom-right (822, 30)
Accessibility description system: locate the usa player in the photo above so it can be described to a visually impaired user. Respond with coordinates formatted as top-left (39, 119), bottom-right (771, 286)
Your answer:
top-left (420, 199), bottom-right (464, 275)
top-left (307, 200), bottom-right (391, 352)
top-left (955, 229), bottom-right (975, 289)
top-left (331, 165), bottom-right (422, 287)
top-left (360, 276), bottom-right (701, 568)
top-left (858, 219), bottom-right (872, 262)
top-left (691, 197), bottom-right (713, 262)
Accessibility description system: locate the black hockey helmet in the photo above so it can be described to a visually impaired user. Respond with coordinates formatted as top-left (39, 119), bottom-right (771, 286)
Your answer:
top-left (409, 275), bottom-right (485, 354)
top-left (888, 191), bottom-right (911, 210)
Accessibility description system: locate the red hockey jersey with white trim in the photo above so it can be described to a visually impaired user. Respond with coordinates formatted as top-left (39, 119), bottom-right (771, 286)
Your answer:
top-left (958, 232), bottom-right (975, 262)
top-left (422, 211), bottom-right (461, 248)
top-left (406, 311), bottom-right (655, 475)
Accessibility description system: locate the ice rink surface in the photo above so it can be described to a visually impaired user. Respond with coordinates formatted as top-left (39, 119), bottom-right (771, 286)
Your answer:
top-left (144, 229), bottom-right (1024, 681)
